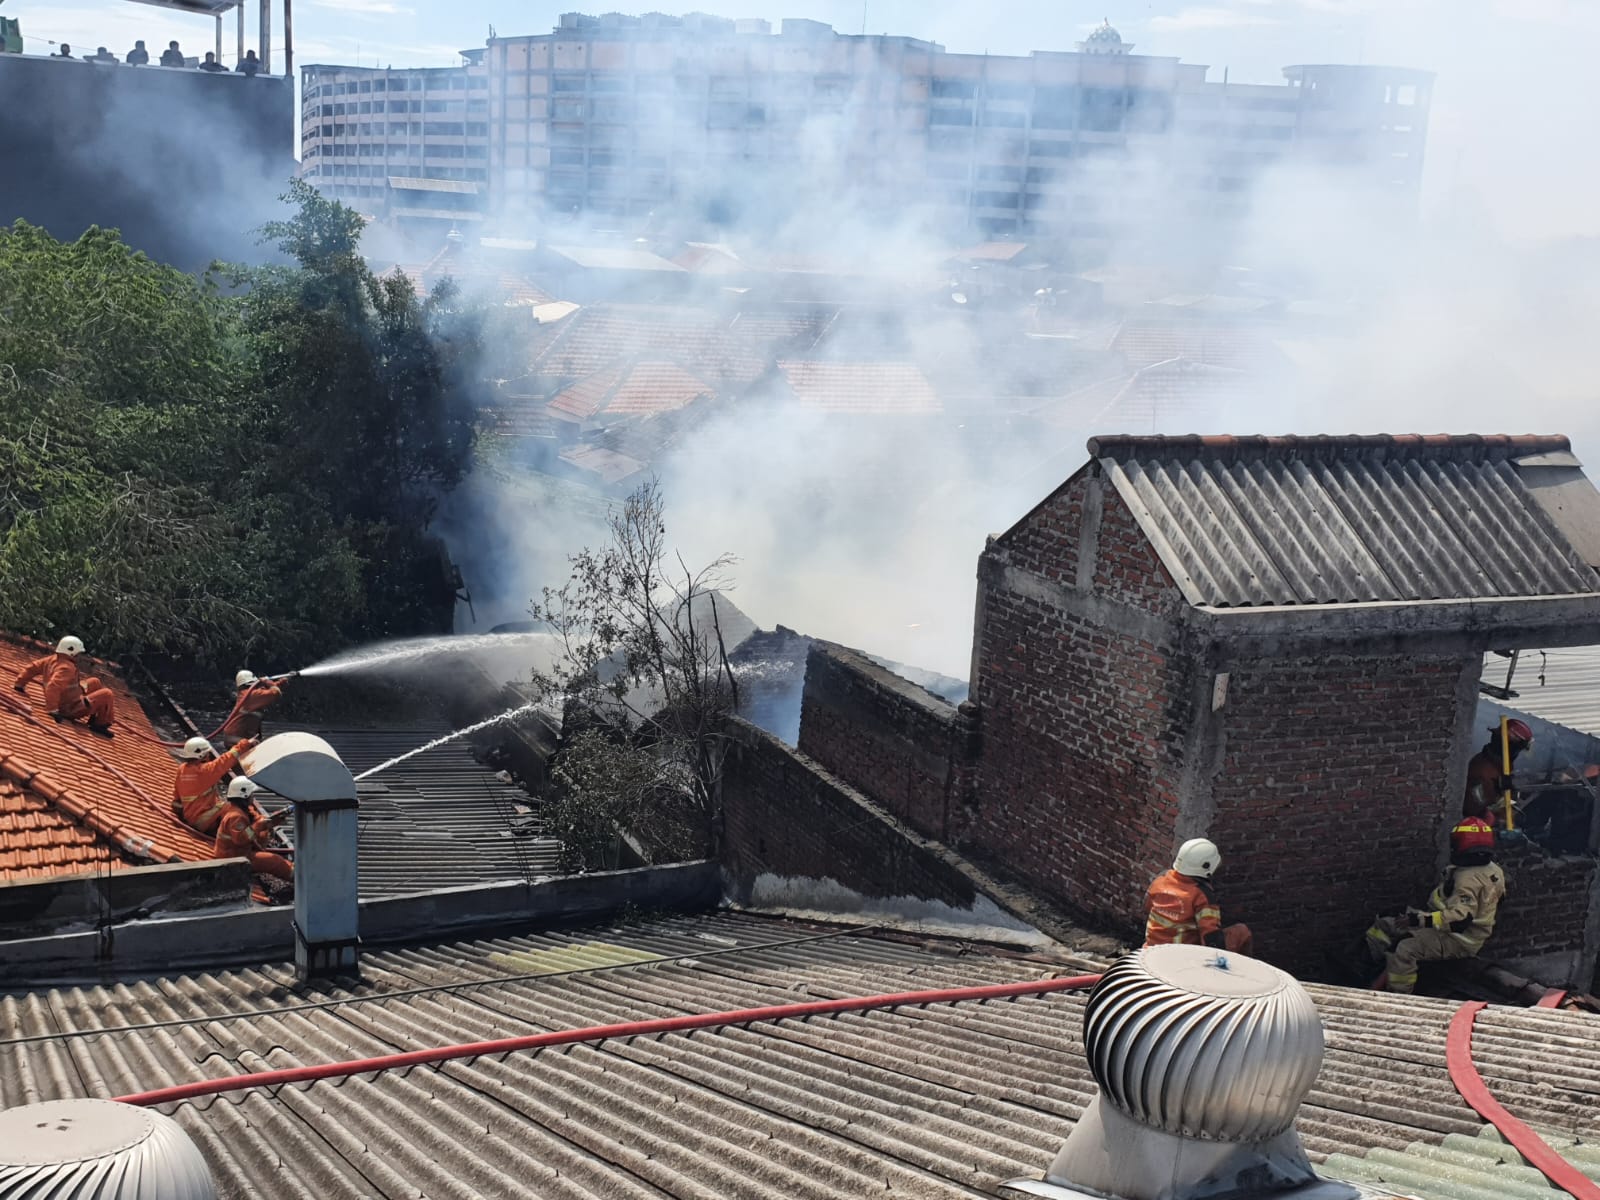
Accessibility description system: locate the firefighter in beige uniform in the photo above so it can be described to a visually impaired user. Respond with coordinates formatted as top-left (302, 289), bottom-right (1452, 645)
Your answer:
top-left (1374, 816), bottom-right (1505, 994)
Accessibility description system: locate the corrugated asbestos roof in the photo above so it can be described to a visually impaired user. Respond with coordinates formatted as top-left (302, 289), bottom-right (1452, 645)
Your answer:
top-left (278, 726), bottom-right (557, 897)
top-left (1090, 434), bottom-right (1600, 608)
top-left (0, 635), bottom-right (214, 879)
top-left (1, 911), bottom-right (1597, 1200)
top-left (1481, 646), bottom-right (1600, 740)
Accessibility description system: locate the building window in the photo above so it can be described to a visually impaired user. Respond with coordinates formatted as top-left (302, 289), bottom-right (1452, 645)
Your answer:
top-left (553, 75), bottom-right (586, 92)
top-left (1030, 139), bottom-right (1073, 157)
top-left (931, 79), bottom-right (976, 99)
top-left (1080, 87), bottom-right (1126, 133)
top-left (981, 108), bottom-right (1026, 128)
top-left (930, 108), bottom-right (974, 127)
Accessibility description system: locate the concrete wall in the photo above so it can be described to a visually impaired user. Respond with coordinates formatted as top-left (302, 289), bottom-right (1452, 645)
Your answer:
top-left (796, 642), bottom-right (975, 840)
top-left (0, 858), bottom-right (253, 939)
top-left (0, 861), bottom-right (720, 987)
top-left (0, 54), bottom-right (295, 268)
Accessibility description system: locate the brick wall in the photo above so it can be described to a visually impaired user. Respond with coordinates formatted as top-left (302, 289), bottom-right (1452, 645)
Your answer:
top-left (720, 718), bottom-right (979, 910)
top-left (968, 473), bottom-right (1195, 938)
top-left (1491, 841), bottom-right (1598, 982)
top-left (796, 642), bottom-right (973, 840)
top-left (1205, 652), bottom-right (1472, 977)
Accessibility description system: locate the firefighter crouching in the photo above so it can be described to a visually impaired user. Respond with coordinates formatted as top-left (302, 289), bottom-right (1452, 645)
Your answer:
top-left (12, 636), bottom-right (116, 737)
top-left (1368, 816), bottom-right (1506, 994)
top-left (214, 778), bottom-right (292, 882)
top-left (1144, 837), bottom-right (1254, 955)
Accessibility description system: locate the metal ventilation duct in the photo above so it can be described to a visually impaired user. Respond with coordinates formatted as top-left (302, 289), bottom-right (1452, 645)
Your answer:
top-left (0, 1099), bottom-right (215, 1198)
top-left (1004, 945), bottom-right (1359, 1200)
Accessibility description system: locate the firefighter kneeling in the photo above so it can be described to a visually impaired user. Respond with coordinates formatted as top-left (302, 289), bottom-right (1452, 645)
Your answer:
top-left (215, 778), bottom-right (293, 885)
top-left (1368, 816), bottom-right (1505, 993)
top-left (1144, 837), bottom-right (1253, 955)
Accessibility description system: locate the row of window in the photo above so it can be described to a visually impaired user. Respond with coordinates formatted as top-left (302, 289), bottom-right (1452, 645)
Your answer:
top-left (307, 143), bottom-right (488, 159)
top-left (313, 122), bottom-right (489, 139)
top-left (305, 165), bottom-right (488, 182)
top-left (310, 99), bottom-right (487, 117)
top-left (306, 75), bottom-right (485, 96)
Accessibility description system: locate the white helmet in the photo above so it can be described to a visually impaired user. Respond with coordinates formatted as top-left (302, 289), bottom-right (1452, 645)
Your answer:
top-left (179, 736), bottom-right (215, 760)
top-left (1173, 837), bottom-right (1221, 879)
top-left (226, 777), bottom-right (260, 801)
top-left (55, 636), bottom-right (85, 656)
top-left (235, 670), bottom-right (258, 689)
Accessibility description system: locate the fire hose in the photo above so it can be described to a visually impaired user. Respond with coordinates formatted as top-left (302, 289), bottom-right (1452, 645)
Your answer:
top-left (1447, 1001), bottom-right (1600, 1200)
top-left (113, 974), bottom-right (1103, 1108)
top-left (117, 672), bottom-right (300, 750)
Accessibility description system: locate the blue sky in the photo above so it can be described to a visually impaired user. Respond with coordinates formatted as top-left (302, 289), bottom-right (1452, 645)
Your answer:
top-left (21, 1), bottom-right (1600, 237)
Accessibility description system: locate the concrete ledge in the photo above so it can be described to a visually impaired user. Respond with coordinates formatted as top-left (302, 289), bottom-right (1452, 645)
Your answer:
top-left (0, 861), bottom-right (722, 988)
top-left (0, 858), bottom-right (253, 940)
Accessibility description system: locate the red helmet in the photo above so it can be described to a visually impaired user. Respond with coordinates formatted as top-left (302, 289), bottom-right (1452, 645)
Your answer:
top-left (1451, 816), bottom-right (1496, 855)
top-left (1493, 719), bottom-right (1534, 745)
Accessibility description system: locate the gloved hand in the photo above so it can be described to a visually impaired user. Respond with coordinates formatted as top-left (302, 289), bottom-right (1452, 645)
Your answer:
top-left (1404, 908), bottom-right (1431, 929)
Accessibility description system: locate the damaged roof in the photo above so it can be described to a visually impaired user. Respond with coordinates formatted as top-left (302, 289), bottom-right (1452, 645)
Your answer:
top-left (777, 360), bottom-right (942, 414)
top-left (1086, 434), bottom-right (1600, 608)
top-left (1112, 316), bottom-right (1288, 373)
top-left (1035, 357), bottom-right (1248, 432)
top-left (2, 911), bottom-right (1598, 1199)
top-left (549, 362), bottom-right (714, 423)
top-left (0, 635), bottom-right (212, 880)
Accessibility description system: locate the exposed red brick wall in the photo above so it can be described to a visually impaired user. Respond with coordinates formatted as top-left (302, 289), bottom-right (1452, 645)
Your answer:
top-left (1204, 652), bottom-right (1471, 976)
top-left (1491, 842), bottom-right (1596, 971)
top-left (720, 719), bottom-right (979, 909)
top-left (796, 643), bottom-right (971, 840)
top-left (968, 475), bottom-right (1198, 937)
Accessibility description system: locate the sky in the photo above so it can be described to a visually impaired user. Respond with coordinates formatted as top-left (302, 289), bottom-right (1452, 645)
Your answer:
top-left (21, 1), bottom-right (1600, 240)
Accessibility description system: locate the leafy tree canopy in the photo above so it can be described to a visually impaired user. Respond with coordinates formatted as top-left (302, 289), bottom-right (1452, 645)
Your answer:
top-left (0, 182), bottom-right (482, 670)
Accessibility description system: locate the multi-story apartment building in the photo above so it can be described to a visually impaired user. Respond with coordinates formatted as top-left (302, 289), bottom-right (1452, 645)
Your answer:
top-left (299, 52), bottom-right (489, 217)
top-left (302, 14), bottom-right (1432, 246)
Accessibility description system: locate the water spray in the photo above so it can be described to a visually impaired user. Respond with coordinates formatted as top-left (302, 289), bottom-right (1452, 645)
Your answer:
top-left (353, 700), bottom-right (552, 780)
top-left (296, 632), bottom-right (559, 680)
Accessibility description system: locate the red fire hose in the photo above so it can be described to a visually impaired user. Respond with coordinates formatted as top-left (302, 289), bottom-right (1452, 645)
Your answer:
top-left (1447, 1001), bottom-right (1600, 1200)
top-left (113, 973), bottom-right (1102, 1108)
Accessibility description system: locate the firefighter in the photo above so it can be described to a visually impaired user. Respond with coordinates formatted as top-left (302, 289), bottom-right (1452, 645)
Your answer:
top-left (12, 636), bottom-right (116, 737)
top-left (172, 736), bottom-right (255, 834)
top-left (1144, 838), bottom-right (1253, 955)
top-left (214, 778), bottom-right (292, 881)
top-left (1369, 816), bottom-right (1506, 994)
top-left (1464, 719), bottom-right (1533, 823)
top-left (221, 670), bottom-right (289, 744)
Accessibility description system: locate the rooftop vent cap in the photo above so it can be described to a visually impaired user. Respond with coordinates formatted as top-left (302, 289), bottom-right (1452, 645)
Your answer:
top-left (0, 1099), bottom-right (215, 1198)
top-left (1018, 944), bottom-right (1355, 1200)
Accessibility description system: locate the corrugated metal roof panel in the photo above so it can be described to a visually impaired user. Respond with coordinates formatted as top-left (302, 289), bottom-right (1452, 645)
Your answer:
top-left (3, 913), bottom-right (1599, 1199)
top-left (1482, 646), bottom-right (1600, 740)
top-left (1097, 437), bottom-right (1600, 607)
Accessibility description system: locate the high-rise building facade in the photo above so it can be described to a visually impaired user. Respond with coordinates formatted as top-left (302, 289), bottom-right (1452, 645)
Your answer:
top-left (304, 14), bottom-right (1433, 245)
top-left (300, 53), bottom-right (489, 213)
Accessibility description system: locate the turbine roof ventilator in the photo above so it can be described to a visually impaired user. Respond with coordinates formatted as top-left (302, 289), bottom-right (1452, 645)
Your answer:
top-left (0, 1098), bottom-right (215, 1198)
top-left (1003, 943), bottom-right (1364, 1200)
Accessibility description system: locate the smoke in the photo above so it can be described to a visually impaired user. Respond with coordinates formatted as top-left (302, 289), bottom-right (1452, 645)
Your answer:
top-left (426, 6), bottom-right (1600, 679)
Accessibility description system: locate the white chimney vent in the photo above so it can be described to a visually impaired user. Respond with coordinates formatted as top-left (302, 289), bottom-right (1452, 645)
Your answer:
top-left (0, 1099), bottom-right (215, 1198)
top-left (1004, 944), bottom-right (1358, 1200)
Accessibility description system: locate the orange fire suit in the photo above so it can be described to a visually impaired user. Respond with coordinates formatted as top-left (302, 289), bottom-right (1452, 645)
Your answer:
top-left (172, 742), bottom-right (251, 834)
top-left (214, 806), bottom-right (292, 881)
top-left (1144, 869), bottom-right (1253, 955)
top-left (221, 679), bottom-right (282, 741)
top-left (1464, 750), bottom-right (1506, 825)
top-left (14, 654), bottom-right (116, 727)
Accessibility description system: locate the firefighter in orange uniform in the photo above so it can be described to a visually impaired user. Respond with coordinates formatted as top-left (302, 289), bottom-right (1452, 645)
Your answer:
top-left (172, 736), bottom-right (255, 834)
top-left (12, 636), bottom-right (116, 736)
top-left (221, 670), bottom-right (289, 744)
top-left (1144, 838), bottom-right (1254, 955)
top-left (1464, 719), bottom-right (1533, 824)
top-left (1369, 816), bottom-right (1505, 994)
top-left (215, 778), bottom-right (292, 881)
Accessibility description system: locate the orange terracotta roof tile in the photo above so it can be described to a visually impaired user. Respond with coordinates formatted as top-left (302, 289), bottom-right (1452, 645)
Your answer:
top-left (606, 362), bottom-right (713, 415)
top-left (777, 360), bottom-right (942, 414)
top-left (549, 366), bottom-right (624, 422)
top-left (0, 634), bottom-right (215, 884)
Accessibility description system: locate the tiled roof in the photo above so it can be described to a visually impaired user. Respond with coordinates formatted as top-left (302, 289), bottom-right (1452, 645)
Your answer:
top-left (1038, 357), bottom-right (1246, 432)
top-left (533, 305), bottom-right (773, 385)
top-left (673, 242), bottom-right (745, 274)
top-left (1086, 434), bottom-right (1600, 608)
top-left (548, 362), bottom-right (714, 424)
top-left (546, 245), bottom-right (685, 273)
top-left (1112, 316), bottom-right (1288, 372)
top-left (778, 360), bottom-right (942, 414)
top-left (3, 911), bottom-right (1598, 1199)
top-left (952, 241), bottom-right (1029, 262)
top-left (483, 395), bottom-right (560, 439)
top-left (560, 443), bottom-right (648, 486)
top-left (0, 635), bottom-right (214, 879)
